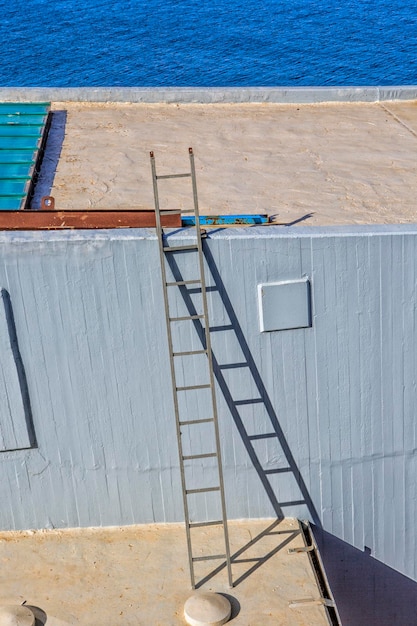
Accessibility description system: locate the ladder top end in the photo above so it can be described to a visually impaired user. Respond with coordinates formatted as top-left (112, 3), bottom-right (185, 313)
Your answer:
top-left (150, 151), bottom-right (154, 158)
top-left (188, 147), bottom-right (193, 154)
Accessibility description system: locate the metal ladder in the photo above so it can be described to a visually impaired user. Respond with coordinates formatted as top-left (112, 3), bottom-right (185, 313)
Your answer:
top-left (150, 148), bottom-right (232, 589)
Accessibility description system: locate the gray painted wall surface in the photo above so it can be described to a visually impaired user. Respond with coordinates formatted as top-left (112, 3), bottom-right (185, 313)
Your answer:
top-left (1, 86), bottom-right (417, 103)
top-left (0, 225), bottom-right (416, 581)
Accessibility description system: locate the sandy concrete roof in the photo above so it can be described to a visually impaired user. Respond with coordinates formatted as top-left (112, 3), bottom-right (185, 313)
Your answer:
top-left (0, 519), bottom-right (331, 625)
top-left (37, 100), bottom-right (417, 227)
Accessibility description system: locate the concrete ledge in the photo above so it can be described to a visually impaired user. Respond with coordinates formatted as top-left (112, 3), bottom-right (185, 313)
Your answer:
top-left (0, 86), bottom-right (417, 103)
top-left (2, 223), bottom-right (417, 246)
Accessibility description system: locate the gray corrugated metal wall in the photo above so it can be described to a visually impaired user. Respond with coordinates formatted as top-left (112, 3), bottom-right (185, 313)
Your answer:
top-left (0, 225), bottom-right (416, 581)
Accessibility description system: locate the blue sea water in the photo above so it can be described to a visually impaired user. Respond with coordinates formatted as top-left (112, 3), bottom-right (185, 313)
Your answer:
top-left (1, 0), bottom-right (416, 87)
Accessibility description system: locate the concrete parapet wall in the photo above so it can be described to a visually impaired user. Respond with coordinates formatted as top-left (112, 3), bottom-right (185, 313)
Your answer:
top-left (0, 224), bottom-right (416, 581)
top-left (1, 86), bottom-right (417, 103)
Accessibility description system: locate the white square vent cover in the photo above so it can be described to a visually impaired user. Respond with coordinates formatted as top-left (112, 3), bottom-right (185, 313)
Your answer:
top-left (258, 278), bottom-right (311, 332)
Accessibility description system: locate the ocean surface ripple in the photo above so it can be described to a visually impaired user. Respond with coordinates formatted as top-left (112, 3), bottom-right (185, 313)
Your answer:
top-left (1, 0), bottom-right (416, 87)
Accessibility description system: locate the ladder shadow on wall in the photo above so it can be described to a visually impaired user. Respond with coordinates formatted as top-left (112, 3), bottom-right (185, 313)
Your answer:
top-left (164, 237), bottom-right (320, 587)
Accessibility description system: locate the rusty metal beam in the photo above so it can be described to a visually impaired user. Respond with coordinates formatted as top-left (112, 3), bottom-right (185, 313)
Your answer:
top-left (0, 210), bottom-right (181, 230)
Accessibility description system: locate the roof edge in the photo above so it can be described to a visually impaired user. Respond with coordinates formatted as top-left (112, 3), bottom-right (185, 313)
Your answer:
top-left (2, 223), bottom-right (417, 245)
top-left (0, 86), bottom-right (417, 104)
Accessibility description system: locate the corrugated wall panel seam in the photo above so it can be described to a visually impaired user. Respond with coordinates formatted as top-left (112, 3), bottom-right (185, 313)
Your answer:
top-left (380, 236), bottom-right (394, 567)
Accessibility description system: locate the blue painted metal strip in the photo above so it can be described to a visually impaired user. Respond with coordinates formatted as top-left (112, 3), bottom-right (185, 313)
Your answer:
top-left (182, 214), bottom-right (269, 226)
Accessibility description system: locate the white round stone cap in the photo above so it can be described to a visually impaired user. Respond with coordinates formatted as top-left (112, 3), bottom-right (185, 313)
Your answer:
top-left (0, 606), bottom-right (35, 626)
top-left (184, 592), bottom-right (231, 626)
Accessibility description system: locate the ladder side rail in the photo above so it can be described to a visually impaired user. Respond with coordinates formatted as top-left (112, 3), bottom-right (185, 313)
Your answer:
top-left (150, 151), bottom-right (196, 588)
top-left (189, 148), bottom-right (233, 588)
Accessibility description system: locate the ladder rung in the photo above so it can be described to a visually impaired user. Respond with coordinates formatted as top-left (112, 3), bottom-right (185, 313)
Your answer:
top-left (192, 554), bottom-right (227, 562)
top-left (209, 325), bottom-right (234, 332)
top-left (189, 520), bottom-right (223, 528)
top-left (219, 362), bottom-right (248, 370)
top-left (166, 279), bottom-right (201, 287)
top-left (234, 398), bottom-right (264, 406)
top-left (264, 468), bottom-right (292, 475)
top-left (186, 486), bottom-right (220, 494)
top-left (183, 453), bottom-right (217, 461)
top-left (289, 597), bottom-right (335, 609)
top-left (181, 208), bottom-right (195, 213)
top-left (156, 173), bottom-right (192, 180)
top-left (288, 545), bottom-right (314, 554)
top-left (160, 209), bottom-right (181, 215)
top-left (179, 418), bottom-right (214, 426)
top-left (173, 349), bottom-right (207, 356)
top-left (248, 433), bottom-right (277, 440)
top-left (163, 245), bottom-right (198, 252)
top-left (170, 315), bottom-right (204, 322)
top-left (176, 384), bottom-right (211, 391)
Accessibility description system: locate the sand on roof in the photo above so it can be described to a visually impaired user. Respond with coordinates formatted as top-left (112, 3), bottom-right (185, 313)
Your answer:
top-left (39, 100), bottom-right (417, 227)
top-left (0, 519), bottom-right (331, 626)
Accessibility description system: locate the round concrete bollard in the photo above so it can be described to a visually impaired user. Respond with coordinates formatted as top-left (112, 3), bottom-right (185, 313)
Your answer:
top-left (184, 592), bottom-right (231, 626)
top-left (0, 606), bottom-right (35, 626)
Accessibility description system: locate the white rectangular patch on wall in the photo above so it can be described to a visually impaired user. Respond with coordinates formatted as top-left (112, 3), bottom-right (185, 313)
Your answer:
top-left (258, 278), bottom-right (311, 332)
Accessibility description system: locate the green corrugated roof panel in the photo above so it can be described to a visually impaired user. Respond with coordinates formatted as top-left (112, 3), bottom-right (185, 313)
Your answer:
top-left (0, 125), bottom-right (44, 137)
top-left (0, 136), bottom-right (42, 150)
top-left (0, 102), bottom-right (51, 211)
top-left (0, 163), bottom-right (34, 178)
top-left (0, 180), bottom-right (31, 195)
top-left (0, 151), bottom-right (36, 164)
top-left (0, 196), bottom-right (26, 210)
top-left (0, 114), bottom-right (48, 126)
top-left (0, 103), bottom-right (50, 115)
